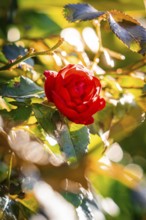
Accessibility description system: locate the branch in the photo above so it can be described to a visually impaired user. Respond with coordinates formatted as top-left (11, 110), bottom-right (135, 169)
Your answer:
top-left (0, 38), bottom-right (64, 71)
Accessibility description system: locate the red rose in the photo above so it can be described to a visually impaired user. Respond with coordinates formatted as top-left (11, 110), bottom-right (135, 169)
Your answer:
top-left (44, 64), bottom-right (105, 125)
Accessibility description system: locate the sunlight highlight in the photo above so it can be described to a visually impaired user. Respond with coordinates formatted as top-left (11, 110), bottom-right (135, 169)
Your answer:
top-left (33, 181), bottom-right (77, 220)
top-left (106, 142), bottom-right (123, 162)
top-left (53, 53), bottom-right (62, 66)
top-left (61, 28), bottom-right (84, 51)
top-left (8, 128), bottom-right (62, 165)
top-left (125, 163), bottom-right (143, 179)
top-left (7, 27), bottom-right (20, 42)
top-left (103, 50), bottom-right (115, 67)
top-left (120, 93), bottom-right (134, 105)
top-left (30, 214), bottom-right (47, 220)
top-left (101, 197), bottom-right (120, 217)
top-left (82, 27), bottom-right (99, 53)
top-left (46, 135), bottom-right (57, 146)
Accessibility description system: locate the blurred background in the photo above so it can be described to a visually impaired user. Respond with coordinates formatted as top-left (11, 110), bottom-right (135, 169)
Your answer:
top-left (0, 0), bottom-right (146, 220)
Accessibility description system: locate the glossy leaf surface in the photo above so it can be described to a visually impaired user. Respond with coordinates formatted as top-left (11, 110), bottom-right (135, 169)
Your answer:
top-left (0, 76), bottom-right (44, 99)
top-left (64, 3), bottom-right (105, 22)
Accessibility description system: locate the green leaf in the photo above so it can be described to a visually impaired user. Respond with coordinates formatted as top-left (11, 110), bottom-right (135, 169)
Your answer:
top-left (107, 11), bottom-right (146, 55)
top-left (0, 51), bottom-right (8, 64)
top-left (64, 3), bottom-right (105, 22)
top-left (108, 181), bottom-right (134, 220)
top-left (3, 44), bottom-right (34, 66)
top-left (69, 123), bottom-right (89, 159)
top-left (0, 70), bottom-right (20, 80)
top-left (0, 194), bottom-right (37, 220)
top-left (33, 103), bottom-right (76, 162)
top-left (0, 197), bottom-right (19, 220)
top-left (0, 76), bottom-right (44, 99)
top-left (33, 104), bottom-right (89, 163)
top-left (62, 191), bottom-right (82, 207)
top-left (120, 118), bottom-right (146, 158)
top-left (15, 10), bottom-right (61, 37)
top-left (56, 124), bottom-right (77, 163)
top-left (33, 103), bottom-right (75, 162)
top-left (0, 162), bottom-right (8, 183)
top-left (88, 134), bottom-right (105, 159)
top-left (0, 105), bottom-right (32, 123)
top-left (62, 190), bottom-right (100, 219)
top-left (16, 193), bottom-right (38, 214)
top-left (57, 123), bottom-right (90, 163)
top-left (80, 198), bottom-right (94, 220)
top-left (63, 4), bottom-right (146, 54)
top-left (118, 75), bottom-right (144, 88)
top-left (32, 103), bottom-right (61, 135)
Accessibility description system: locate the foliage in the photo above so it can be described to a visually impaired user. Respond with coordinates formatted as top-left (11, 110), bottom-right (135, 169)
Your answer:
top-left (0, 0), bottom-right (146, 219)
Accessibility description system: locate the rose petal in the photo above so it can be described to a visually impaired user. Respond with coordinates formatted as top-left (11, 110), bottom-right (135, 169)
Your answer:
top-left (73, 116), bottom-right (94, 125)
top-left (44, 70), bottom-right (58, 102)
top-left (93, 76), bottom-right (101, 96)
top-left (53, 91), bottom-right (93, 125)
top-left (44, 64), bottom-right (106, 125)
top-left (65, 77), bottom-right (92, 101)
top-left (54, 74), bottom-right (77, 108)
top-left (76, 96), bottom-right (106, 120)
top-left (53, 92), bottom-right (79, 120)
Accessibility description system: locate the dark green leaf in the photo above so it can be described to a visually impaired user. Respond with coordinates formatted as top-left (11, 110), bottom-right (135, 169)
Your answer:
top-left (32, 103), bottom-right (61, 135)
top-left (64, 3), bottom-right (105, 22)
top-left (0, 195), bottom-right (36, 220)
top-left (33, 104), bottom-right (76, 162)
top-left (0, 51), bottom-right (8, 64)
top-left (0, 162), bottom-right (8, 183)
top-left (16, 193), bottom-right (38, 215)
top-left (15, 10), bottom-right (61, 37)
top-left (107, 11), bottom-right (146, 55)
top-left (108, 181), bottom-right (134, 220)
top-left (120, 119), bottom-right (146, 158)
top-left (62, 191), bottom-right (82, 207)
top-left (0, 76), bottom-right (44, 99)
top-left (0, 105), bottom-right (32, 123)
top-left (0, 70), bottom-right (20, 80)
top-left (56, 124), bottom-right (77, 163)
top-left (0, 197), bottom-right (19, 220)
top-left (57, 123), bottom-right (90, 163)
top-left (69, 123), bottom-right (89, 159)
top-left (80, 199), bottom-right (94, 220)
top-left (3, 44), bottom-right (34, 66)
top-left (32, 104), bottom-right (89, 163)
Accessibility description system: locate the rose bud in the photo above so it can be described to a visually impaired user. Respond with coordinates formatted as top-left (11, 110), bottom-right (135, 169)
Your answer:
top-left (44, 64), bottom-right (105, 125)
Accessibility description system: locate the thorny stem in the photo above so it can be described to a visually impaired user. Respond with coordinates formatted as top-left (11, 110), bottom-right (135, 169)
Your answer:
top-left (0, 38), bottom-right (64, 71)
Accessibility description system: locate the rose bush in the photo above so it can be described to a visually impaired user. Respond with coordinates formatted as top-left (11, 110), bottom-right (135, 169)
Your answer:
top-left (44, 64), bottom-right (105, 125)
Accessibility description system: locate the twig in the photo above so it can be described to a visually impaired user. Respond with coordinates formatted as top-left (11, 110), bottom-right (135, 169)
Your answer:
top-left (0, 38), bottom-right (64, 71)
